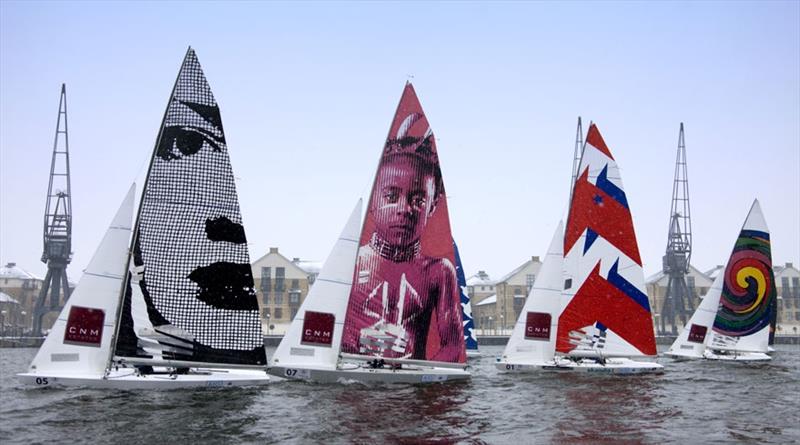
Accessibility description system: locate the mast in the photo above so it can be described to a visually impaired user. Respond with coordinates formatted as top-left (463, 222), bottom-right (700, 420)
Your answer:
top-left (570, 116), bottom-right (583, 189)
top-left (106, 49), bottom-right (193, 369)
top-left (659, 123), bottom-right (693, 335)
top-left (33, 84), bottom-right (73, 336)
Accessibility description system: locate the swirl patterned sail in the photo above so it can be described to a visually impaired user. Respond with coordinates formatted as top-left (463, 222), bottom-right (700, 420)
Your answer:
top-left (557, 124), bottom-right (657, 358)
top-left (709, 200), bottom-right (775, 352)
top-left (113, 48), bottom-right (266, 366)
top-left (340, 83), bottom-right (466, 364)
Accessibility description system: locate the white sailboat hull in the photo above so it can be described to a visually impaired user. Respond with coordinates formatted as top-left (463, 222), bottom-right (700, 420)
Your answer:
top-left (495, 357), bottom-right (664, 375)
top-left (664, 350), bottom-right (771, 362)
top-left (17, 368), bottom-right (271, 389)
top-left (269, 363), bottom-right (470, 384)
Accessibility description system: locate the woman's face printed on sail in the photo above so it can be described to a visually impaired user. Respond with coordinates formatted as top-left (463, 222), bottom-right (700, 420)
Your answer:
top-left (371, 154), bottom-right (437, 248)
top-left (157, 100), bottom-right (226, 161)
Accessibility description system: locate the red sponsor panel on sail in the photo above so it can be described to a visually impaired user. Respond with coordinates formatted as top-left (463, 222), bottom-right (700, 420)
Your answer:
top-left (301, 311), bottom-right (335, 347)
top-left (340, 83), bottom-right (465, 364)
top-left (687, 324), bottom-right (708, 344)
top-left (64, 306), bottom-right (105, 347)
top-left (525, 312), bottom-right (552, 340)
top-left (558, 124), bottom-right (656, 357)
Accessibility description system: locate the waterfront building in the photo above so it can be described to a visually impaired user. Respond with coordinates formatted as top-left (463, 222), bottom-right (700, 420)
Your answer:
top-left (468, 257), bottom-right (542, 333)
top-left (645, 265), bottom-right (713, 334)
top-left (0, 262), bottom-right (41, 334)
top-left (0, 291), bottom-right (23, 336)
top-left (251, 248), bottom-right (320, 335)
top-left (774, 262), bottom-right (800, 335)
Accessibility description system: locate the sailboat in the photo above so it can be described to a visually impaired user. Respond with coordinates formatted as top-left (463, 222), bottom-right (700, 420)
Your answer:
top-left (454, 242), bottom-right (480, 358)
top-left (269, 83), bottom-right (469, 383)
top-left (497, 124), bottom-right (662, 374)
top-left (18, 48), bottom-right (270, 388)
top-left (666, 200), bottom-right (774, 361)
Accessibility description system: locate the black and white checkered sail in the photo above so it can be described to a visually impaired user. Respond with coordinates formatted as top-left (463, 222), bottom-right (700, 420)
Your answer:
top-left (114, 48), bottom-right (266, 366)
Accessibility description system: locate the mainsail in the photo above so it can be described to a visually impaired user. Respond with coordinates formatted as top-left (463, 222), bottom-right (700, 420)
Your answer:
top-left (454, 242), bottom-right (478, 353)
top-left (340, 83), bottom-right (466, 364)
top-left (708, 200), bottom-right (775, 353)
top-left (113, 48), bottom-right (266, 366)
top-left (557, 124), bottom-right (657, 358)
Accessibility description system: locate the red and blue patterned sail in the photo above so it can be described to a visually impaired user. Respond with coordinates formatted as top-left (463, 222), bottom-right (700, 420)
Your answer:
top-left (340, 83), bottom-right (466, 364)
top-left (709, 200), bottom-right (774, 352)
top-left (557, 124), bottom-right (657, 357)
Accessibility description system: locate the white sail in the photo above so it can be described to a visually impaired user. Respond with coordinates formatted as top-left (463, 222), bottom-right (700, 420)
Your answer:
top-left (271, 200), bottom-right (363, 371)
top-left (667, 272), bottom-right (724, 358)
top-left (501, 221), bottom-right (564, 364)
top-left (707, 200), bottom-right (772, 354)
top-left (28, 185), bottom-right (135, 376)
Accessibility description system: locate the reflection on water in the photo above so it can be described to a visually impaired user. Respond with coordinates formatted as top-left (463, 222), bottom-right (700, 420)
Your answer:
top-left (1, 346), bottom-right (798, 444)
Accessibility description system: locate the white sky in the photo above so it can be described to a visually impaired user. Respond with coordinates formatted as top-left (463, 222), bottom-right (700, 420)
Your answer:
top-left (1, 1), bottom-right (798, 282)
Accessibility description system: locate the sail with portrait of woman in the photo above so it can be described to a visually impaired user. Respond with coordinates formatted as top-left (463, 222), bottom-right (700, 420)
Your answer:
top-left (340, 82), bottom-right (466, 366)
top-left (18, 48), bottom-right (270, 388)
top-left (667, 200), bottom-right (774, 361)
top-left (113, 48), bottom-right (267, 369)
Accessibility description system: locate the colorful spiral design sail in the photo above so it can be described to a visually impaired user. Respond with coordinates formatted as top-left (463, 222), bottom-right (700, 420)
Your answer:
top-left (713, 229), bottom-right (776, 337)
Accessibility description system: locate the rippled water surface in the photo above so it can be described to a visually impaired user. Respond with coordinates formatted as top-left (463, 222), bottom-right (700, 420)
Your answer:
top-left (1, 345), bottom-right (798, 444)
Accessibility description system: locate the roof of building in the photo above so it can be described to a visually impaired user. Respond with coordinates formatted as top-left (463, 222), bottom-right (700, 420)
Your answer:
top-left (0, 291), bottom-right (20, 304)
top-left (0, 262), bottom-right (39, 280)
top-left (645, 263), bottom-right (712, 285)
top-left (466, 272), bottom-right (494, 286)
top-left (294, 260), bottom-right (323, 275)
top-left (476, 294), bottom-right (497, 306)
top-left (497, 257), bottom-right (542, 284)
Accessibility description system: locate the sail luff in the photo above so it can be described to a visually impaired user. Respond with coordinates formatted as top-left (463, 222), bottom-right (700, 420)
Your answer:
top-left (108, 50), bottom-right (191, 364)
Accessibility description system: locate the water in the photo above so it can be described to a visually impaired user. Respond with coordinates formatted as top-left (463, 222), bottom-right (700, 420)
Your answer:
top-left (1, 345), bottom-right (798, 444)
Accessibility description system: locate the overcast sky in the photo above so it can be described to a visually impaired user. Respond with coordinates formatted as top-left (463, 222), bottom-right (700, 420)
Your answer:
top-left (1, 1), bottom-right (798, 283)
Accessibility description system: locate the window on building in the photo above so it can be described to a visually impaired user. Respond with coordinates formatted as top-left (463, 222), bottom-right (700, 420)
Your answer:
top-left (275, 267), bottom-right (286, 292)
top-left (514, 287), bottom-right (522, 295)
top-left (481, 286), bottom-right (485, 291)
top-left (275, 292), bottom-right (284, 305)
top-left (687, 276), bottom-right (696, 297)
top-left (526, 274), bottom-right (535, 292)
top-left (289, 292), bottom-right (300, 304)
top-left (291, 279), bottom-right (299, 291)
top-left (263, 308), bottom-right (270, 319)
top-left (793, 277), bottom-right (800, 298)
top-left (291, 308), bottom-right (298, 320)
top-left (308, 274), bottom-right (316, 285)
top-left (261, 267), bottom-right (271, 293)
top-left (782, 277), bottom-right (790, 296)
top-left (275, 308), bottom-right (283, 319)
top-left (263, 292), bottom-right (269, 305)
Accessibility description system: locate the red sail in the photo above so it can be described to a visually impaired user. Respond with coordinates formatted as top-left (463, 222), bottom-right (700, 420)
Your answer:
top-left (341, 83), bottom-right (465, 364)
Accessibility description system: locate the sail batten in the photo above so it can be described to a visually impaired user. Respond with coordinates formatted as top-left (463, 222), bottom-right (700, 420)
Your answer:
top-left (113, 48), bottom-right (265, 367)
